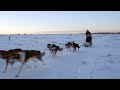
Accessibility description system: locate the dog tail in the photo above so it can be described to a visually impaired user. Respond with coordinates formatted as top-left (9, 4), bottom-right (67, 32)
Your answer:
top-left (60, 48), bottom-right (63, 51)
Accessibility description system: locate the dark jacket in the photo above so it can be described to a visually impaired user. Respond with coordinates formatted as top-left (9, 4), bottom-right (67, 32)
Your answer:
top-left (86, 36), bottom-right (92, 43)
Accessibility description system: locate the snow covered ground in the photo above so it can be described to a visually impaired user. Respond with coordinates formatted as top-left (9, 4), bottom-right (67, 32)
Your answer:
top-left (0, 34), bottom-right (120, 79)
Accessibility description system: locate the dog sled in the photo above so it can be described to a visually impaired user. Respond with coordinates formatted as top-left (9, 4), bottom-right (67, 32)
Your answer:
top-left (82, 42), bottom-right (92, 47)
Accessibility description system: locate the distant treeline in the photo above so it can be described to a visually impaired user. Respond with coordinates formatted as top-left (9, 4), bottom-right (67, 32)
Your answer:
top-left (79, 32), bottom-right (120, 34)
top-left (0, 32), bottom-right (120, 35)
top-left (92, 32), bottom-right (120, 34)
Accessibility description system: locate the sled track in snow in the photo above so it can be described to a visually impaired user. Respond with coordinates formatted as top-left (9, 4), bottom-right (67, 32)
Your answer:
top-left (89, 58), bottom-right (99, 79)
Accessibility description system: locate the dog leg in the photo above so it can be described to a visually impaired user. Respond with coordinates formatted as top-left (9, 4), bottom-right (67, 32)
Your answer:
top-left (51, 51), bottom-right (54, 57)
top-left (10, 64), bottom-right (13, 69)
top-left (53, 53), bottom-right (56, 59)
top-left (10, 61), bottom-right (15, 69)
top-left (52, 53), bottom-right (55, 59)
top-left (40, 60), bottom-right (45, 66)
top-left (68, 47), bottom-right (71, 52)
top-left (15, 62), bottom-right (24, 77)
top-left (73, 48), bottom-right (75, 52)
top-left (70, 47), bottom-right (72, 52)
top-left (15, 51), bottom-right (26, 77)
top-left (75, 47), bottom-right (77, 52)
top-left (51, 52), bottom-right (55, 59)
top-left (74, 48), bottom-right (76, 52)
top-left (66, 48), bottom-right (68, 51)
top-left (53, 55), bottom-right (56, 59)
top-left (2, 59), bottom-right (9, 73)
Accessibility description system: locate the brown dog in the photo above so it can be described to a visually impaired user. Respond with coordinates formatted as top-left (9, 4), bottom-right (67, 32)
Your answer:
top-left (71, 42), bottom-right (80, 52)
top-left (0, 49), bottom-right (45, 77)
top-left (65, 42), bottom-right (73, 51)
top-left (47, 44), bottom-right (63, 58)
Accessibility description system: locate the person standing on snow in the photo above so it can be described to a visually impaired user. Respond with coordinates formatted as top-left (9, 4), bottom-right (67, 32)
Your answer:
top-left (84, 30), bottom-right (92, 47)
top-left (9, 35), bottom-right (10, 40)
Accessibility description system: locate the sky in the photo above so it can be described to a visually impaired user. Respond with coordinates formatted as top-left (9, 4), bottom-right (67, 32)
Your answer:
top-left (0, 11), bottom-right (120, 34)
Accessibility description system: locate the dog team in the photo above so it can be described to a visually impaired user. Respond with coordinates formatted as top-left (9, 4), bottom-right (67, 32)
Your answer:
top-left (0, 30), bottom-right (92, 77)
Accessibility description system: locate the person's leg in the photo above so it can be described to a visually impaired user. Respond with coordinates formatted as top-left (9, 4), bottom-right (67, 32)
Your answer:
top-left (90, 41), bottom-right (92, 46)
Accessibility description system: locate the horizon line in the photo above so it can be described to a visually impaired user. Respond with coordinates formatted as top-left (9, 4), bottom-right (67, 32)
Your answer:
top-left (0, 30), bottom-right (120, 34)
top-left (0, 31), bottom-right (120, 35)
